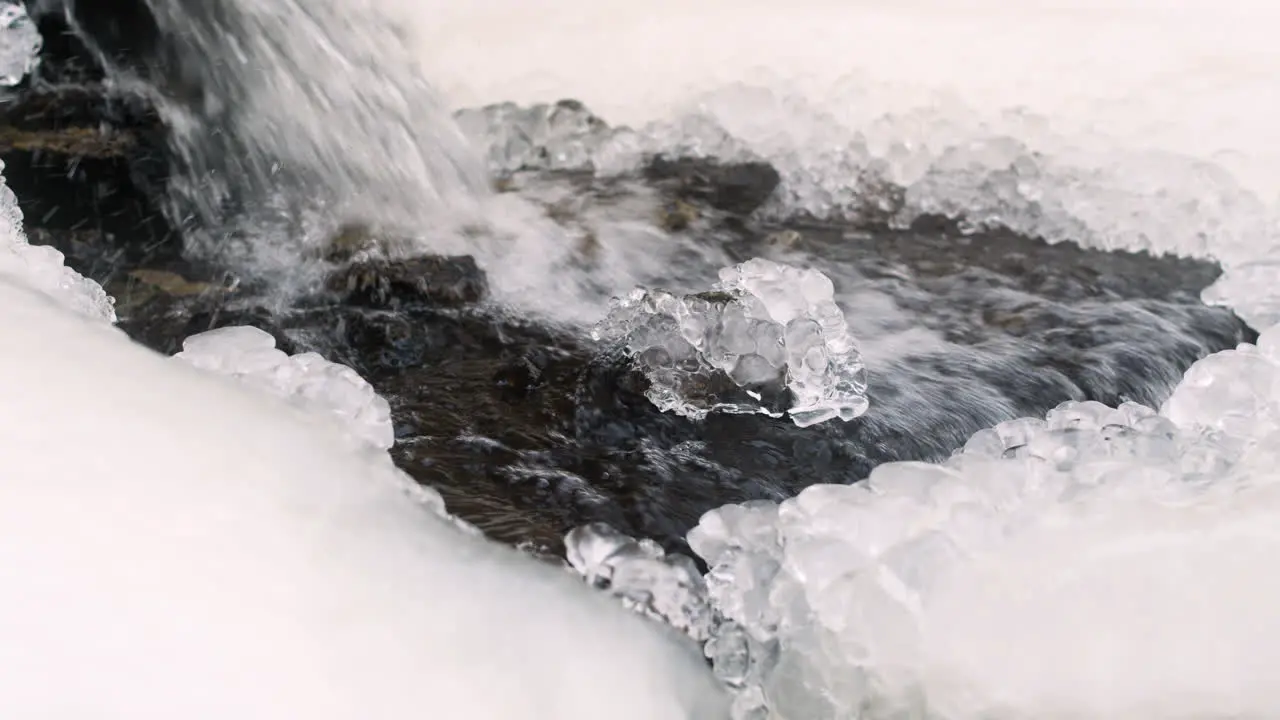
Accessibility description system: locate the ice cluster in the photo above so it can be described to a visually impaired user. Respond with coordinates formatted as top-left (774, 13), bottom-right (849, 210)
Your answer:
top-left (454, 99), bottom-right (763, 183)
top-left (566, 523), bottom-right (717, 641)
top-left (572, 324), bottom-right (1280, 719)
top-left (454, 100), bottom-right (634, 176)
top-left (592, 258), bottom-right (869, 427)
top-left (0, 1), bottom-right (40, 87)
top-left (174, 326), bottom-right (395, 451)
top-left (0, 162), bottom-right (115, 323)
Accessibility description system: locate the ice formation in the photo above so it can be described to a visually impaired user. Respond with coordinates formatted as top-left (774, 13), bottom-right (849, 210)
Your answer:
top-left (570, 324), bottom-right (1280, 719)
top-left (592, 258), bottom-right (868, 427)
top-left (0, 162), bottom-right (115, 323)
top-left (174, 326), bottom-right (395, 452)
top-left (454, 100), bottom-right (633, 176)
top-left (566, 523), bottom-right (717, 642)
top-left (0, 1), bottom-right (40, 86)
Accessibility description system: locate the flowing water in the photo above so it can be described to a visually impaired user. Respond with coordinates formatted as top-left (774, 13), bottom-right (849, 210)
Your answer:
top-left (9, 0), bottom-right (1280, 718)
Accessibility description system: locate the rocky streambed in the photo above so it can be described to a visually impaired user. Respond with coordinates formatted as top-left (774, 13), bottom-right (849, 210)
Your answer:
top-left (1, 22), bottom-right (1256, 559)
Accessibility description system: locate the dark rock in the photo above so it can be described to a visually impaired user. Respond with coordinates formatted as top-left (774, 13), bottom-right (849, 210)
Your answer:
top-left (644, 156), bottom-right (781, 217)
top-left (327, 255), bottom-right (489, 309)
top-left (1, 86), bottom-right (175, 257)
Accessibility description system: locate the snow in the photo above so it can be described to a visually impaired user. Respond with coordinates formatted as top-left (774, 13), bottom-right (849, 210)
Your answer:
top-left (0, 163), bottom-right (725, 718)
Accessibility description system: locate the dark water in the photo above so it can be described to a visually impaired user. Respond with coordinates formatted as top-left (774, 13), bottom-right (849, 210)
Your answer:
top-left (1, 8), bottom-right (1256, 558)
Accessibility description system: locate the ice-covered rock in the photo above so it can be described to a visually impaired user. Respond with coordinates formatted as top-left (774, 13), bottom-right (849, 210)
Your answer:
top-left (174, 326), bottom-right (395, 451)
top-left (0, 1), bottom-right (41, 87)
top-left (0, 161), bottom-right (115, 323)
top-left (592, 258), bottom-right (868, 427)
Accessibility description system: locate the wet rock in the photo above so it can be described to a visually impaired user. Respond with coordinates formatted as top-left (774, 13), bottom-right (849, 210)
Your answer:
top-left (1, 85), bottom-right (174, 254)
top-left (327, 255), bottom-right (489, 309)
top-left (644, 156), bottom-right (781, 217)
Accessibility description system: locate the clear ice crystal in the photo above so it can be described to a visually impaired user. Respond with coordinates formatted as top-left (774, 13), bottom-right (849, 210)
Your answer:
top-left (592, 258), bottom-right (869, 427)
top-left (0, 2), bottom-right (41, 87)
top-left (565, 523), bottom-right (717, 642)
top-left (454, 100), bottom-right (623, 175)
top-left (174, 326), bottom-right (395, 451)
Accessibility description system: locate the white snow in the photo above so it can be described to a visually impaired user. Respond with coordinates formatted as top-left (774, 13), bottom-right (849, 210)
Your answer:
top-left (0, 161), bottom-right (725, 718)
top-left (0, 275), bottom-right (726, 719)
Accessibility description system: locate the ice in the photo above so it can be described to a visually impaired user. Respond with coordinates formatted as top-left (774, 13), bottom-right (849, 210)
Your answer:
top-left (566, 523), bottom-right (717, 641)
top-left (0, 270), bottom-right (728, 719)
top-left (0, 161), bottom-right (115, 323)
top-left (594, 326), bottom-right (1271, 719)
top-left (0, 1), bottom-right (40, 87)
top-left (567, 332), bottom-right (1280, 719)
top-left (174, 326), bottom-right (395, 452)
top-left (454, 100), bottom-right (622, 176)
top-left (592, 258), bottom-right (868, 427)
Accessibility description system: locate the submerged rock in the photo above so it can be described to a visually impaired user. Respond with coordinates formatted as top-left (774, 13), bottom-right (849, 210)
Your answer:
top-left (327, 255), bottom-right (489, 309)
top-left (0, 85), bottom-right (173, 254)
top-left (644, 156), bottom-right (781, 217)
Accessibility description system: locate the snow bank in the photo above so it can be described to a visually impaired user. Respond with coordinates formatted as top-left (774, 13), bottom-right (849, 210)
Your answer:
top-left (0, 275), bottom-right (725, 719)
top-left (0, 158), bottom-right (724, 718)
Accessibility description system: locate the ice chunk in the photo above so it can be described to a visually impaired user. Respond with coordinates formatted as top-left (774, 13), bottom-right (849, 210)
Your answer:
top-left (175, 326), bottom-right (395, 452)
top-left (566, 523), bottom-right (717, 641)
top-left (0, 162), bottom-right (115, 323)
top-left (592, 258), bottom-right (868, 427)
top-left (454, 100), bottom-right (620, 175)
top-left (0, 274), bottom-right (728, 720)
top-left (0, 1), bottom-right (40, 87)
